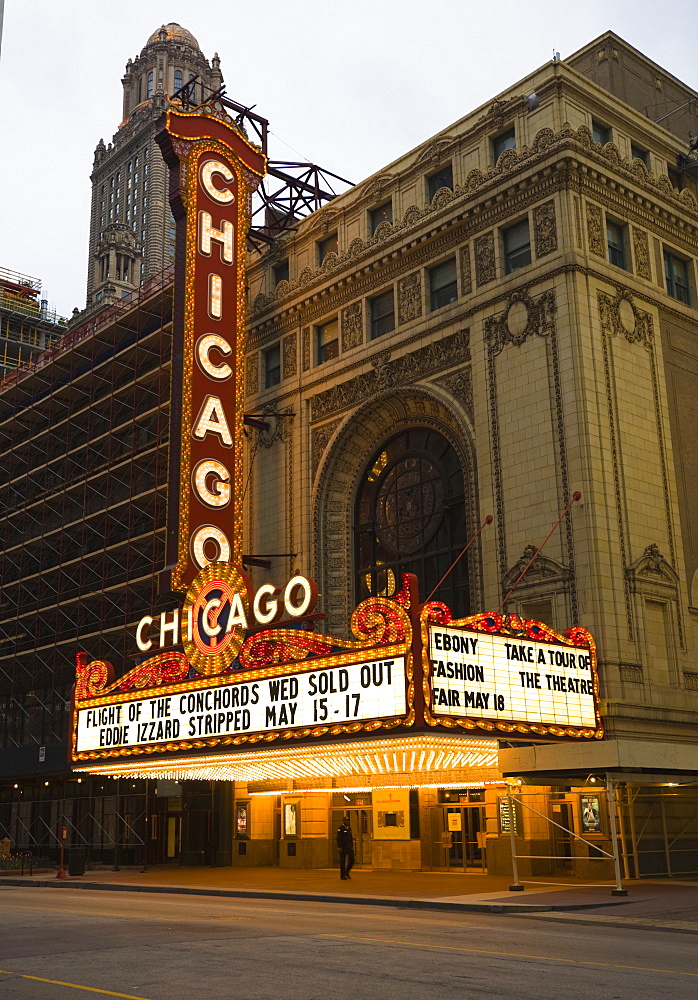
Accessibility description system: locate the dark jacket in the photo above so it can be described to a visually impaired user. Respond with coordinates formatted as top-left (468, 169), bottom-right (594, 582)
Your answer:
top-left (337, 824), bottom-right (354, 851)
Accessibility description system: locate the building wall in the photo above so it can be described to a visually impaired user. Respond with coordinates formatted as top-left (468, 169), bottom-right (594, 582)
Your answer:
top-left (243, 41), bottom-right (698, 750)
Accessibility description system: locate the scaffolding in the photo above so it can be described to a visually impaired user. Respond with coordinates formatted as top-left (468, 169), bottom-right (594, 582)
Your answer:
top-left (0, 267), bottom-right (174, 752)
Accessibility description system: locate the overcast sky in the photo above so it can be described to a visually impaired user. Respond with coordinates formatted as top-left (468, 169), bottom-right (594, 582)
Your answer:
top-left (0, 1), bottom-right (696, 316)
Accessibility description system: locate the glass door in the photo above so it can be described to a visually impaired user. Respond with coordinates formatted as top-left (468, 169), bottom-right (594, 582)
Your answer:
top-left (432, 806), bottom-right (487, 871)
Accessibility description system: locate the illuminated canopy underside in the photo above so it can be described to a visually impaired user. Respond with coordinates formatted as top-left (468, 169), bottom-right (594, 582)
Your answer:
top-left (73, 735), bottom-right (500, 785)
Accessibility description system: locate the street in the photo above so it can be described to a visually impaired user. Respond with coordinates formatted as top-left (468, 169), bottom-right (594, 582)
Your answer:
top-left (0, 886), bottom-right (696, 999)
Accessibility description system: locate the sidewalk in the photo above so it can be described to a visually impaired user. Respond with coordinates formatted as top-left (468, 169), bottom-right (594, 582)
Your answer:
top-left (2, 865), bottom-right (697, 933)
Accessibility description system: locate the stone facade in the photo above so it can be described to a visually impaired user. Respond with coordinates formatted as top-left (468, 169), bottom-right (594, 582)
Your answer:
top-left (243, 32), bottom-right (698, 758)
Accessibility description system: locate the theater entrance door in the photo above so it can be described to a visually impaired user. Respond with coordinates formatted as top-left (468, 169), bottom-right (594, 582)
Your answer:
top-left (431, 805), bottom-right (487, 871)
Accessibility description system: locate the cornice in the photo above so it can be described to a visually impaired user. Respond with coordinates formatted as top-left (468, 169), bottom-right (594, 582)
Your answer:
top-left (248, 122), bottom-right (697, 326)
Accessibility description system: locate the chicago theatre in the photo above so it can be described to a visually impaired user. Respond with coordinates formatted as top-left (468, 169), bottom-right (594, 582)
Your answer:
top-left (2, 24), bottom-right (698, 881)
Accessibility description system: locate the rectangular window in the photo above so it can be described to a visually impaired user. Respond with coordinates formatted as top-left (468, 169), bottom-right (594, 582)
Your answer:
top-left (429, 258), bottom-right (457, 311)
top-left (631, 144), bottom-right (649, 166)
top-left (273, 259), bottom-right (289, 285)
top-left (370, 289), bottom-right (395, 339)
top-left (427, 164), bottom-right (453, 202)
top-left (606, 220), bottom-right (626, 269)
top-left (370, 201), bottom-right (393, 234)
top-left (317, 233), bottom-right (338, 265)
top-left (264, 343), bottom-right (281, 388)
top-left (592, 120), bottom-right (611, 145)
top-left (492, 127), bottom-right (516, 162)
top-left (503, 219), bottom-right (532, 274)
top-left (664, 251), bottom-right (690, 304)
top-left (317, 319), bottom-right (339, 364)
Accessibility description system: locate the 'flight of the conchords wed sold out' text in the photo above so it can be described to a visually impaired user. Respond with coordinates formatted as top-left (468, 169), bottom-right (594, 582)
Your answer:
top-left (75, 657), bottom-right (407, 751)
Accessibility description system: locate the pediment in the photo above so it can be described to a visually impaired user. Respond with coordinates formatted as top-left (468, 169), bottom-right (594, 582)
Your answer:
top-left (502, 545), bottom-right (569, 590)
top-left (415, 137), bottom-right (457, 165)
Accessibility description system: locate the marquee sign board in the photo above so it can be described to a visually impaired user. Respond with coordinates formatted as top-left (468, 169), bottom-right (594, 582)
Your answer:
top-left (70, 573), bottom-right (602, 768)
top-left (70, 563), bottom-right (416, 765)
top-left (74, 655), bottom-right (407, 754)
top-left (421, 607), bottom-right (602, 740)
top-left (156, 102), bottom-right (266, 592)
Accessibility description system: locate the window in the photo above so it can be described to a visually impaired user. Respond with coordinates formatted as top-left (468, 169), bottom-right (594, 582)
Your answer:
top-left (174, 70), bottom-right (183, 92)
top-left (370, 201), bottom-right (393, 234)
top-left (592, 120), bottom-right (611, 145)
top-left (631, 144), bottom-right (649, 166)
top-left (354, 428), bottom-right (469, 613)
top-left (429, 258), bottom-right (457, 311)
top-left (664, 251), bottom-right (690, 304)
top-left (317, 319), bottom-right (339, 364)
top-left (273, 259), bottom-right (289, 285)
top-left (264, 343), bottom-right (281, 388)
top-left (147, 72), bottom-right (154, 98)
top-left (427, 164), bottom-right (453, 201)
top-left (668, 165), bottom-right (684, 191)
top-left (606, 220), bottom-right (626, 269)
top-left (503, 219), bottom-right (532, 274)
top-left (370, 289), bottom-right (395, 339)
top-left (317, 233), bottom-right (338, 265)
top-left (492, 127), bottom-right (516, 162)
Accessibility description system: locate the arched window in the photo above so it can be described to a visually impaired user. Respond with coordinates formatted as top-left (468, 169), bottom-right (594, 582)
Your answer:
top-left (354, 428), bottom-right (470, 613)
top-left (174, 70), bottom-right (183, 93)
top-left (147, 72), bottom-right (154, 98)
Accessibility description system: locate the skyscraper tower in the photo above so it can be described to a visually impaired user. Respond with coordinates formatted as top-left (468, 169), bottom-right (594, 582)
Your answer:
top-left (86, 24), bottom-right (223, 308)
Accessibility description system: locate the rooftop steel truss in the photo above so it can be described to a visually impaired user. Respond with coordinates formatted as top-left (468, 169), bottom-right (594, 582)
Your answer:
top-left (172, 77), bottom-right (353, 250)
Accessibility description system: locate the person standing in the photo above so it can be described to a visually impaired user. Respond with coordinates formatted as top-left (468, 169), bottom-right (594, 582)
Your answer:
top-left (336, 817), bottom-right (355, 880)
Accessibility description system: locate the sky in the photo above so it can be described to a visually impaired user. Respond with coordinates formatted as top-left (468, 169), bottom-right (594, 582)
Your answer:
top-left (0, 0), bottom-right (696, 316)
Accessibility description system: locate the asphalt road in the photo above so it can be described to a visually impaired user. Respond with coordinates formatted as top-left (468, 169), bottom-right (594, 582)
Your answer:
top-left (0, 886), bottom-right (696, 999)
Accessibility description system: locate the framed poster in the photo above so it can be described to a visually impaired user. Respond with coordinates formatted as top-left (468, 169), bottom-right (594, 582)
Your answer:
top-left (580, 795), bottom-right (602, 834)
top-left (236, 802), bottom-right (249, 838)
top-left (284, 801), bottom-right (299, 838)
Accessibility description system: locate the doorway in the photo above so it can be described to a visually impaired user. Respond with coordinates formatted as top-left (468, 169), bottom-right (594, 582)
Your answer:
top-left (551, 801), bottom-right (573, 872)
top-left (431, 806), bottom-right (487, 871)
top-left (330, 808), bottom-right (373, 867)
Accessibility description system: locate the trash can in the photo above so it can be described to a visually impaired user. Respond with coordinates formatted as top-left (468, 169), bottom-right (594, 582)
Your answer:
top-left (68, 848), bottom-right (86, 876)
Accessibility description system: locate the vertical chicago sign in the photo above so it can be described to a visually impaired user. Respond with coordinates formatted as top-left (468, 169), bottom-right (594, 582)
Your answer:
top-left (157, 104), bottom-right (266, 593)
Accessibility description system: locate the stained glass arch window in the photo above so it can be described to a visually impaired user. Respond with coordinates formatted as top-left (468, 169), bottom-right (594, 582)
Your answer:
top-left (354, 427), bottom-right (471, 614)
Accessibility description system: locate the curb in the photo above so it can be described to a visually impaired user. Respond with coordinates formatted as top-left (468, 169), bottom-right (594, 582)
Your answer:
top-left (4, 877), bottom-right (677, 918)
top-left (0, 878), bottom-right (556, 913)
